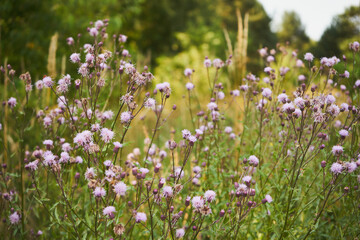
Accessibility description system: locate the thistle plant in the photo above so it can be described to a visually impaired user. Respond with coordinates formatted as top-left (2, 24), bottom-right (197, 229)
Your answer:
top-left (0, 19), bottom-right (360, 239)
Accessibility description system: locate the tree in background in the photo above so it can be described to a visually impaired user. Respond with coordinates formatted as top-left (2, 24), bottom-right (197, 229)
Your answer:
top-left (313, 6), bottom-right (360, 58)
top-left (277, 11), bottom-right (310, 51)
top-left (1, 0), bottom-right (276, 78)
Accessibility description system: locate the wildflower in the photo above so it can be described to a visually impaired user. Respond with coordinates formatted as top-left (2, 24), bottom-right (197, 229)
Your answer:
top-left (263, 77), bottom-right (270, 83)
top-left (95, 20), bottom-right (104, 29)
top-left (282, 102), bottom-right (295, 113)
top-left (296, 59), bottom-right (304, 67)
top-left (93, 187), bottom-right (106, 197)
top-left (344, 70), bottom-right (350, 78)
top-left (193, 166), bottom-right (201, 174)
top-left (204, 190), bottom-right (216, 202)
top-left (186, 82), bottom-right (194, 90)
top-left (8, 97), bottom-right (17, 108)
top-left (114, 182), bottom-right (127, 196)
top-left (355, 79), bottom-right (360, 88)
top-left (113, 141), bottom-right (123, 151)
top-left (232, 89), bottom-right (240, 96)
top-left (293, 109), bottom-right (302, 118)
top-left (298, 75), bottom-right (306, 81)
top-left (113, 224), bottom-right (125, 236)
top-left (242, 176), bottom-right (252, 183)
top-left (59, 152), bottom-right (70, 163)
top-left (102, 110), bottom-right (114, 120)
top-left (294, 97), bottom-right (305, 108)
top-left (163, 186), bottom-right (173, 198)
top-left (258, 48), bottom-right (267, 57)
top-left (327, 104), bottom-right (340, 116)
top-left (43, 151), bottom-right (56, 166)
top-left (135, 212), bottom-right (147, 223)
top-left (248, 155), bottom-right (259, 167)
top-left (277, 93), bottom-right (288, 103)
top-left (262, 88), bottom-right (272, 99)
top-left (304, 52), bottom-right (314, 61)
top-left (207, 102), bottom-right (217, 111)
top-left (224, 126), bottom-right (232, 134)
top-left (325, 95), bottom-right (336, 104)
top-left (74, 130), bottom-right (93, 146)
top-left (119, 34), bottom-right (127, 43)
top-left (176, 228), bottom-right (185, 238)
top-left (237, 183), bottom-right (248, 193)
top-left (213, 58), bottom-right (224, 68)
top-left (120, 111), bottom-right (132, 123)
top-left (100, 128), bottom-right (114, 143)
top-left (204, 58), bottom-right (212, 68)
top-left (330, 162), bottom-right (343, 174)
top-left (191, 196), bottom-right (204, 209)
top-left (103, 160), bottom-right (113, 168)
top-left (103, 206), bottom-right (116, 217)
top-left (339, 129), bottom-right (349, 138)
top-left (35, 80), bottom-right (44, 90)
top-left (85, 53), bottom-right (94, 63)
top-left (184, 68), bottom-right (192, 77)
top-left (78, 63), bottom-right (89, 77)
top-left (25, 160), bottom-right (39, 171)
top-left (144, 98), bottom-right (156, 109)
top-left (217, 91), bottom-right (225, 100)
top-left (159, 150), bottom-right (167, 158)
top-left (175, 167), bottom-right (184, 179)
top-left (43, 139), bottom-right (53, 147)
top-left (267, 56), bottom-right (274, 62)
top-left (9, 212), bottom-right (20, 225)
top-left (66, 37), bottom-right (74, 45)
top-left (182, 129), bottom-right (191, 139)
top-left (346, 162), bottom-right (357, 173)
top-left (188, 135), bottom-right (197, 144)
top-left (280, 67), bottom-right (290, 76)
top-left (70, 53), bottom-right (81, 63)
top-left (262, 194), bottom-right (273, 204)
top-left (264, 67), bottom-right (273, 73)
top-left (240, 84), bottom-right (249, 91)
top-left (43, 76), bottom-right (53, 88)
top-left (85, 167), bottom-right (96, 180)
top-left (139, 168), bottom-right (149, 174)
top-left (75, 156), bottom-right (83, 164)
top-left (313, 111), bottom-right (326, 123)
top-left (89, 27), bottom-right (98, 37)
top-left (334, 120), bottom-right (342, 128)
top-left (332, 145), bottom-right (343, 156)
top-left (155, 82), bottom-right (171, 94)
top-left (192, 177), bottom-right (199, 185)
top-left (122, 49), bottom-right (129, 57)
top-left (340, 103), bottom-right (349, 111)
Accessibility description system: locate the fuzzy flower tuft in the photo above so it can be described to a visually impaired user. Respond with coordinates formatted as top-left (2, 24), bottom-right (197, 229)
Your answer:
top-left (331, 145), bottom-right (343, 156)
top-left (103, 206), bottom-right (116, 217)
top-left (100, 128), bottom-right (114, 143)
top-left (330, 162), bottom-right (343, 174)
top-left (9, 212), bottom-right (20, 225)
top-left (113, 181), bottom-right (127, 196)
top-left (204, 190), bottom-right (216, 202)
top-left (191, 196), bottom-right (204, 209)
top-left (135, 212), bottom-right (147, 223)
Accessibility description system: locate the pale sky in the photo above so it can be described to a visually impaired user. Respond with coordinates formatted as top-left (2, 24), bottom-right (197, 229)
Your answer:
top-left (258, 0), bottom-right (360, 40)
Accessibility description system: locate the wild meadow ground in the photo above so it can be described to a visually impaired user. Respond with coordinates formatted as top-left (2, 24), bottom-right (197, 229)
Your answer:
top-left (1, 19), bottom-right (360, 239)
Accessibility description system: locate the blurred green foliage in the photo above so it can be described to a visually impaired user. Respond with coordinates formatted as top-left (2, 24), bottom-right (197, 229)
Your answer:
top-left (277, 11), bottom-right (310, 50)
top-left (313, 6), bottom-right (360, 57)
top-left (1, 0), bottom-right (276, 78)
top-left (0, 0), bottom-right (359, 81)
